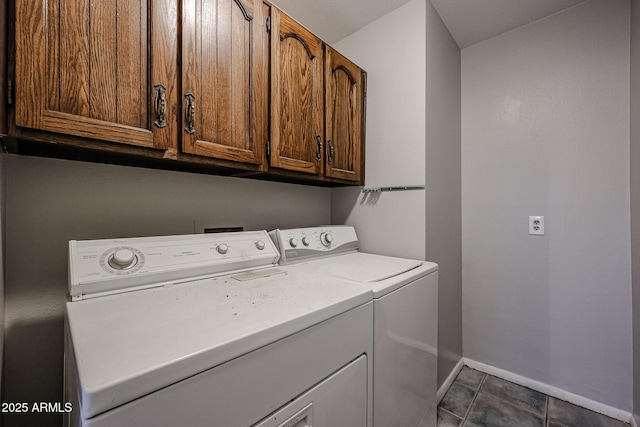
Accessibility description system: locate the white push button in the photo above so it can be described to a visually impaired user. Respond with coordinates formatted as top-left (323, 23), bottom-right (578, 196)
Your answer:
top-left (302, 236), bottom-right (310, 246)
top-left (289, 238), bottom-right (298, 248)
top-left (255, 240), bottom-right (266, 250)
top-left (217, 243), bottom-right (229, 254)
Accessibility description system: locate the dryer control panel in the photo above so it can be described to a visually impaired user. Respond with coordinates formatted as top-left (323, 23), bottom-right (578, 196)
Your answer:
top-left (69, 231), bottom-right (279, 300)
top-left (269, 226), bottom-right (359, 265)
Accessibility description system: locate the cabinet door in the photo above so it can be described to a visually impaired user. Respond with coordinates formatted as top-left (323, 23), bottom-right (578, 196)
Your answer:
top-left (324, 46), bottom-right (364, 183)
top-left (14, 0), bottom-right (179, 151)
top-left (270, 9), bottom-right (324, 176)
top-left (182, 0), bottom-right (268, 167)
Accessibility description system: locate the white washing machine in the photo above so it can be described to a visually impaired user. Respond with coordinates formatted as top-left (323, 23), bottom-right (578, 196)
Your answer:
top-left (269, 226), bottom-right (438, 427)
top-left (64, 230), bottom-right (373, 427)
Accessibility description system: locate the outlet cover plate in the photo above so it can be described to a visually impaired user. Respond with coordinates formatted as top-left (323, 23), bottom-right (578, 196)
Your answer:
top-left (529, 216), bottom-right (544, 235)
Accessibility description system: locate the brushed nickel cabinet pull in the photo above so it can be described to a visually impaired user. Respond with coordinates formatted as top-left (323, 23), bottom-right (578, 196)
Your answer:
top-left (153, 83), bottom-right (167, 128)
top-left (315, 135), bottom-right (323, 162)
top-left (184, 93), bottom-right (196, 134)
top-left (327, 139), bottom-right (334, 164)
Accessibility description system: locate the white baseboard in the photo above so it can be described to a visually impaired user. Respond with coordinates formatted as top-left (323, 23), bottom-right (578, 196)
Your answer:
top-left (631, 414), bottom-right (639, 427)
top-left (463, 358), bottom-right (633, 424)
top-left (437, 357), bottom-right (464, 404)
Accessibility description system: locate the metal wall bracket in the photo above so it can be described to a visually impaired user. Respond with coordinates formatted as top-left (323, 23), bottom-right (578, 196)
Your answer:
top-left (361, 185), bottom-right (425, 193)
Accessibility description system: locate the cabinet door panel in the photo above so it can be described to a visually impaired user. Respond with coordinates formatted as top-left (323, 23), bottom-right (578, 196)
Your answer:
top-left (117, 1), bottom-right (149, 128)
top-left (182, 0), bottom-right (267, 167)
top-left (15, 0), bottom-right (178, 150)
top-left (59, 0), bottom-right (90, 118)
top-left (270, 9), bottom-right (323, 176)
top-left (325, 46), bottom-right (364, 182)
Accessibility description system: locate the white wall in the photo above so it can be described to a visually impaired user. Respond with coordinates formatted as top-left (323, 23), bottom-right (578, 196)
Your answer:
top-left (2, 154), bottom-right (330, 427)
top-left (331, 0), bottom-right (426, 260)
top-left (462, 0), bottom-right (632, 411)
top-left (425, 0), bottom-right (462, 389)
top-left (631, 0), bottom-right (640, 422)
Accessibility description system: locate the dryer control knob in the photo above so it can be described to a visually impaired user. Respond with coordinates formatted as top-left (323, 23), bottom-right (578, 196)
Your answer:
top-left (217, 243), bottom-right (229, 254)
top-left (320, 232), bottom-right (333, 247)
top-left (302, 236), bottom-right (310, 246)
top-left (289, 237), bottom-right (299, 248)
top-left (255, 240), bottom-right (266, 250)
top-left (110, 248), bottom-right (137, 269)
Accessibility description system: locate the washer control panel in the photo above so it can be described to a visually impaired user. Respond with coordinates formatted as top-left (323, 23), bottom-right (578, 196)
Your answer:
top-left (269, 226), bottom-right (359, 265)
top-left (69, 231), bottom-right (279, 300)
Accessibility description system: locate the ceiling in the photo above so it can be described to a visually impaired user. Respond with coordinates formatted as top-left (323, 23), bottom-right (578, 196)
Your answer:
top-left (269, 0), bottom-right (413, 44)
top-left (430, 0), bottom-right (586, 48)
top-left (269, 0), bottom-right (586, 48)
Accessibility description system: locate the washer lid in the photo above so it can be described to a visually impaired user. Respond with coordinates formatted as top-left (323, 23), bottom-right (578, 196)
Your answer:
top-left (66, 269), bottom-right (371, 420)
top-left (298, 252), bottom-right (424, 283)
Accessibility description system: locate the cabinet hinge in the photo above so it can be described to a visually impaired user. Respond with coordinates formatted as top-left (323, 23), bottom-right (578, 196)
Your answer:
top-left (6, 79), bottom-right (14, 106)
top-left (266, 16), bottom-right (271, 33)
top-left (266, 140), bottom-right (271, 157)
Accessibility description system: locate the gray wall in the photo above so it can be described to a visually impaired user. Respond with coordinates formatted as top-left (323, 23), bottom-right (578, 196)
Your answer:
top-left (425, 0), bottom-right (462, 389)
top-left (331, 0), bottom-right (426, 260)
top-left (0, 153), bottom-right (5, 399)
top-left (632, 0), bottom-right (640, 422)
top-left (2, 154), bottom-right (330, 427)
top-left (331, 0), bottom-right (463, 392)
top-left (462, 0), bottom-right (632, 411)
top-left (0, 0), bottom-right (6, 393)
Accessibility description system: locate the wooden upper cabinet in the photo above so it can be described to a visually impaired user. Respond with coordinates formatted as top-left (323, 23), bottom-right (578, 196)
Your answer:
top-left (14, 0), bottom-right (179, 151)
top-left (325, 46), bottom-right (365, 183)
top-left (181, 0), bottom-right (268, 168)
top-left (270, 9), bottom-right (324, 176)
top-left (10, 1), bottom-right (365, 185)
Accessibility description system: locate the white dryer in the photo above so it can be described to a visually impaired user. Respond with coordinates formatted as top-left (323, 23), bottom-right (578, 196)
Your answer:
top-left (64, 230), bottom-right (373, 427)
top-left (269, 226), bottom-right (438, 427)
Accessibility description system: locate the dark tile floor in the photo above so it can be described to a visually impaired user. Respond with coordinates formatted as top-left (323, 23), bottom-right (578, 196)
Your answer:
top-left (438, 367), bottom-right (630, 427)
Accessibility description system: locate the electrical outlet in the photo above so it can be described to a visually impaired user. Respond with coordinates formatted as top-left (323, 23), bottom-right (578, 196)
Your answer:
top-left (529, 216), bottom-right (544, 235)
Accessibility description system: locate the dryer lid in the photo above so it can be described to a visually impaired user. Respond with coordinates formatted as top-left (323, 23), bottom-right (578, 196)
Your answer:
top-left (301, 252), bottom-right (423, 283)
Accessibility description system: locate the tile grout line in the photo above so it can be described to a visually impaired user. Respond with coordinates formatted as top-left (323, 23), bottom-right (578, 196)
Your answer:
top-left (545, 394), bottom-right (549, 426)
top-left (461, 373), bottom-right (487, 424)
top-left (474, 389), bottom-right (547, 420)
top-left (439, 407), bottom-right (464, 425)
top-left (473, 378), bottom-right (547, 420)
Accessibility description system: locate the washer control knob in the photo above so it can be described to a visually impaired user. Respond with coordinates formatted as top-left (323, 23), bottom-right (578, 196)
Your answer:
top-left (320, 232), bottom-right (333, 247)
top-left (255, 240), bottom-right (266, 250)
top-left (302, 236), bottom-right (310, 246)
top-left (110, 248), bottom-right (137, 269)
top-left (217, 243), bottom-right (229, 254)
top-left (289, 237), bottom-right (299, 248)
